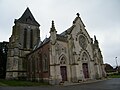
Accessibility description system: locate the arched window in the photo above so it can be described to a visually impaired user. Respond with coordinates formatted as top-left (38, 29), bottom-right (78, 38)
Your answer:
top-left (23, 29), bottom-right (27, 48)
top-left (43, 54), bottom-right (48, 71)
top-left (30, 29), bottom-right (33, 49)
top-left (60, 55), bottom-right (66, 65)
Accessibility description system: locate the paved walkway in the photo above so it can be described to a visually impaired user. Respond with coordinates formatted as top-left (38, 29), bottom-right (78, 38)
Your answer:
top-left (0, 78), bottom-right (120, 90)
top-left (62, 78), bottom-right (108, 86)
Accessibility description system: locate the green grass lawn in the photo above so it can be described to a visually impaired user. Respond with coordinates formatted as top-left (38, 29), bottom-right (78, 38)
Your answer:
top-left (107, 73), bottom-right (120, 78)
top-left (108, 75), bottom-right (120, 78)
top-left (0, 79), bottom-right (49, 86)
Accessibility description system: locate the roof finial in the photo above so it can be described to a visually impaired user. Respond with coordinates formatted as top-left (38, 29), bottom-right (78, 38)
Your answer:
top-left (52, 20), bottom-right (55, 29)
top-left (45, 35), bottom-right (47, 38)
top-left (50, 20), bottom-right (56, 32)
top-left (94, 35), bottom-right (98, 43)
top-left (76, 13), bottom-right (80, 17)
top-left (94, 35), bottom-right (96, 41)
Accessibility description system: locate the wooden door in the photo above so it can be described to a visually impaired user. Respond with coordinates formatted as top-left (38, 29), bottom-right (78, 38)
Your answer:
top-left (82, 63), bottom-right (89, 78)
top-left (60, 66), bottom-right (67, 81)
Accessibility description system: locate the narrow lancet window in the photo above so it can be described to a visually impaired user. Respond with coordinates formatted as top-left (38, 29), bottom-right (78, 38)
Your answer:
top-left (24, 29), bottom-right (27, 48)
top-left (30, 29), bottom-right (33, 49)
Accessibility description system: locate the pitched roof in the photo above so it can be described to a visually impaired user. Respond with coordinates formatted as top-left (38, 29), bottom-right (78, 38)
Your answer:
top-left (60, 25), bottom-right (75, 36)
top-left (56, 34), bottom-right (67, 42)
top-left (33, 38), bottom-right (50, 50)
top-left (16, 7), bottom-right (40, 26)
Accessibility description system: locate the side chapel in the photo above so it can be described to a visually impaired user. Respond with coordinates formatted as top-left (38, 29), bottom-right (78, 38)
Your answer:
top-left (6, 8), bottom-right (106, 84)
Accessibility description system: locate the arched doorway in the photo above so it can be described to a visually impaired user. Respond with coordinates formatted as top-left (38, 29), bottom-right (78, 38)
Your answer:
top-left (59, 55), bottom-right (67, 81)
top-left (60, 66), bottom-right (67, 81)
top-left (82, 63), bottom-right (89, 78)
top-left (81, 52), bottom-right (89, 78)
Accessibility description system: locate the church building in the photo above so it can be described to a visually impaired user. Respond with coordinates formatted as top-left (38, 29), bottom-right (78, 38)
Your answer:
top-left (6, 8), bottom-right (106, 84)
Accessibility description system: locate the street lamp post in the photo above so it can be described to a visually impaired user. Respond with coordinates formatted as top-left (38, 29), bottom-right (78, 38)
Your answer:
top-left (115, 57), bottom-right (118, 73)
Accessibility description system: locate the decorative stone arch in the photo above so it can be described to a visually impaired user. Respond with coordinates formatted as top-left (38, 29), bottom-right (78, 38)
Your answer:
top-left (80, 50), bottom-right (91, 79)
top-left (80, 50), bottom-right (92, 61)
top-left (81, 52), bottom-right (89, 62)
top-left (59, 54), bottom-right (67, 65)
top-left (59, 54), bottom-right (68, 81)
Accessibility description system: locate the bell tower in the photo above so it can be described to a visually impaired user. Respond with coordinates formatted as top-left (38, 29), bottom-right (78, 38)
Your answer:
top-left (6, 7), bottom-right (40, 79)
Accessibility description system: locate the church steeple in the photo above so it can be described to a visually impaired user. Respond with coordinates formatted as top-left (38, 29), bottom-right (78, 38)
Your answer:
top-left (6, 8), bottom-right (41, 79)
top-left (50, 20), bottom-right (56, 32)
top-left (15, 7), bottom-right (40, 26)
top-left (50, 20), bottom-right (57, 45)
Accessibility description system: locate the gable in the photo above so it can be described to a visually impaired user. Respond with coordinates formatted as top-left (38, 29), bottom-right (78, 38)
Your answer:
top-left (60, 14), bottom-right (91, 42)
top-left (70, 15), bottom-right (92, 44)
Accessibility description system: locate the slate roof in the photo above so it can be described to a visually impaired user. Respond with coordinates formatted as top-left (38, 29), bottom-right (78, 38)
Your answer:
top-left (60, 25), bottom-right (75, 36)
top-left (56, 34), bottom-right (67, 42)
top-left (33, 38), bottom-right (50, 50)
top-left (42, 38), bottom-right (50, 45)
top-left (15, 7), bottom-right (40, 26)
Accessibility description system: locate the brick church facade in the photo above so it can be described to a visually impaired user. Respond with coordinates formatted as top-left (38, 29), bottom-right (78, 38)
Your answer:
top-left (6, 8), bottom-right (106, 84)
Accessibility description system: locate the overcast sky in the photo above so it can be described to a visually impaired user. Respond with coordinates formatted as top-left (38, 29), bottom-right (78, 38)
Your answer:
top-left (0, 0), bottom-right (120, 67)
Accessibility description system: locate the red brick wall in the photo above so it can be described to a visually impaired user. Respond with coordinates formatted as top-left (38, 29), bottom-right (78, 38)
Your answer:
top-left (27, 42), bottom-right (50, 81)
top-left (41, 42), bottom-right (50, 78)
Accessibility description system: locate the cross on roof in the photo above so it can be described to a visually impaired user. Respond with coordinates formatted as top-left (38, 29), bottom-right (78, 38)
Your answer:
top-left (76, 13), bottom-right (80, 17)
